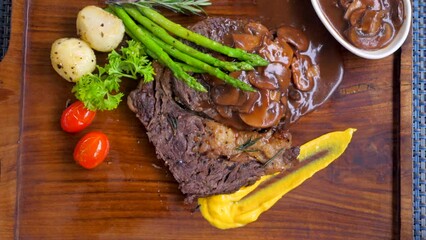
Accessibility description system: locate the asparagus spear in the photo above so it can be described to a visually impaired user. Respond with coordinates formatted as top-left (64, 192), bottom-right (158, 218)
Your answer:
top-left (146, 46), bottom-right (205, 73)
top-left (136, 5), bottom-right (269, 67)
top-left (124, 6), bottom-right (253, 72)
top-left (110, 5), bottom-right (207, 92)
top-left (176, 62), bottom-right (205, 73)
top-left (118, 6), bottom-right (253, 91)
top-left (137, 24), bottom-right (255, 91)
top-left (125, 20), bottom-right (205, 74)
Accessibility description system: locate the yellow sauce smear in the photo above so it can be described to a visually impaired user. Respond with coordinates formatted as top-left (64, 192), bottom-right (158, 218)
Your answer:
top-left (198, 128), bottom-right (357, 229)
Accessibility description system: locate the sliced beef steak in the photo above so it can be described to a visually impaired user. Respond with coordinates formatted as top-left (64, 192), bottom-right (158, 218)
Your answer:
top-left (128, 17), bottom-right (303, 203)
top-left (128, 63), bottom-right (299, 203)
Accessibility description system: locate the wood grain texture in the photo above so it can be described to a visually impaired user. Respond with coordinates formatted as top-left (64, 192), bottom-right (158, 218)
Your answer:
top-left (0, 0), bottom-right (25, 239)
top-left (399, 29), bottom-right (413, 239)
top-left (0, 0), bottom-right (413, 239)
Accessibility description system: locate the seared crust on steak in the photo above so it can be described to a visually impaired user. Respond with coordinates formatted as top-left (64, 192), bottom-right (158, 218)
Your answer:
top-left (128, 63), bottom-right (299, 203)
top-left (128, 17), bottom-right (300, 203)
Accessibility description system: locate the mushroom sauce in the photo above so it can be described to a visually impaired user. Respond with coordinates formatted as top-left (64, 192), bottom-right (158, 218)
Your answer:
top-left (318, 0), bottom-right (405, 50)
top-left (204, 23), bottom-right (321, 130)
top-left (178, 0), bottom-right (344, 132)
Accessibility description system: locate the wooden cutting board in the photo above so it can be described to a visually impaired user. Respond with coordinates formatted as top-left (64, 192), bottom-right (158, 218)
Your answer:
top-left (0, 0), bottom-right (412, 239)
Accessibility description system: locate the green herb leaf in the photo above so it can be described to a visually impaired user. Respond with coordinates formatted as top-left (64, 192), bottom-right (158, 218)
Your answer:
top-left (236, 137), bottom-right (261, 151)
top-left (73, 40), bottom-right (155, 111)
top-left (72, 70), bottom-right (124, 111)
top-left (263, 147), bottom-right (287, 167)
top-left (106, 0), bottom-right (212, 15)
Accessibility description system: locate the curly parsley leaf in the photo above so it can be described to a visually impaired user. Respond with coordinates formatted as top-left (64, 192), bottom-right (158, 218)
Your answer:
top-left (72, 40), bottom-right (155, 111)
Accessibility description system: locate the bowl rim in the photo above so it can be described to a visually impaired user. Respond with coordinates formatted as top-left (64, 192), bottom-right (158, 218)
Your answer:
top-left (311, 0), bottom-right (412, 60)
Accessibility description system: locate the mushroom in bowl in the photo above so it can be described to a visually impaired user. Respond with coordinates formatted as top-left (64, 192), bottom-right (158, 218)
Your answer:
top-left (311, 0), bottom-right (411, 59)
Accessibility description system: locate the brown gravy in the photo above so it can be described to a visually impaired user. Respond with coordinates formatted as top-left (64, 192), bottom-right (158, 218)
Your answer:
top-left (318, 0), bottom-right (404, 50)
top-left (179, 0), bottom-right (344, 131)
top-left (203, 22), bottom-right (322, 130)
top-left (257, 0), bottom-right (344, 126)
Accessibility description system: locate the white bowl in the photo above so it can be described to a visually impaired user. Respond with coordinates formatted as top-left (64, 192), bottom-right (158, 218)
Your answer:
top-left (311, 0), bottom-right (412, 59)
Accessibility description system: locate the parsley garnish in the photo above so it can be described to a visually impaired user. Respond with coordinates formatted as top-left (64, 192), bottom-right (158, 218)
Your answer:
top-left (72, 40), bottom-right (155, 111)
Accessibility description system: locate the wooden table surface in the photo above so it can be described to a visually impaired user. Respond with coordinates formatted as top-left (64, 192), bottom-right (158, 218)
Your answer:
top-left (0, 0), bottom-right (413, 239)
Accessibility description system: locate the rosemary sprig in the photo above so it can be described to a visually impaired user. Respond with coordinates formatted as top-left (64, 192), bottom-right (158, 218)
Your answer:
top-left (106, 0), bottom-right (212, 15)
top-left (236, 137), bottom-right (261, 152)
top-left (263, 147), bottom-right (286, 167)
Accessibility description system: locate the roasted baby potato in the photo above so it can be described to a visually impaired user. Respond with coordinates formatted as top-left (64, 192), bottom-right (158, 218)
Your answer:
top-left (76, 5), bottom-right (125, 52)
top-left (50, 38), bottom-right (96, 82)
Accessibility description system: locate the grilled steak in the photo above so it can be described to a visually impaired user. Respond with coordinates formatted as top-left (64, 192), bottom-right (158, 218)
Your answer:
top-left (128, 63), bottom-right (299, 203)
top-left (126, 17), bottom-right (321, 202)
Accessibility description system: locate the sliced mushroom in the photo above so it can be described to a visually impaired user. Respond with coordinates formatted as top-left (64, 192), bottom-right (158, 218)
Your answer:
top-left (349, 7), bottom-right (367, 26)
top-left (269, 90), bottom-right (281, 102)
top-left (339, 0), bottom-right (353, 9)
top-left (344, 0), bottom-right (365, 19)
top-left (288, 88), bottom-right (302, 101)
top-left (244, 22), bottom-right (270, 36)
top-left (248, 68), bottom-right (279, 90)
top-left (277, 66), bottom-right (292, 92)
top-left (280, 95), bottom-right (288, 107)
top-left (347, 22), bottom-right (394, 49)
top-left (232, 33), bottom-right (262, 52)
top-left (291, 55), bottom-right (317, 92)
top-left (259, 38), bottom-right (294, 66)
top-left (376, 22), bottom-right (395, 46)
top-left (250, 62), bottom-right (290, 91)
top-left (265, 63), bottom-right (289, 90)
top-left (237, 90), bottom-right (261, 114)
top-left (216, 105), bottom-right (234, 119)
top-left (391, 0), bottom-right (404, 27)
top-left (307, 64), bottom-right (320, 86)
top-left (275, 38), bottom-right (294, 68)
top-left (211, 85), bottom-right (242, 106)
top-left (360, 9), bottom-right (386, 36)
top-left (276, 26), bottom-right (309, 52)
top-left (239, 90), bottom-right (285, 128)
top-left (366, 0), bottom-right (382, 10)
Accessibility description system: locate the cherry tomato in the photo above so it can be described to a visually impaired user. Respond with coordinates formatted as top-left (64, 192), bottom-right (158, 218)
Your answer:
top-left (61, 101), bottom-right (96, 133)
top-left (73, 131), bottom-right (110, 169)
